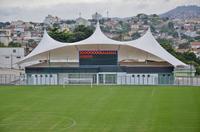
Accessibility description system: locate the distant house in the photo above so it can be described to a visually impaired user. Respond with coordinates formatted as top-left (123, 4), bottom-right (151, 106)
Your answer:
top-left (131, 24), bottom-right (139, 30)
top-left (59, 23), bottom-right (70, 32)
top-left (176, 48), bottom-right (189, 53)
top-left (184, 24), bottom-right (194, 31)
top-left (0, 29), bottom-right (12, 46)
top-left (43, 15), bottom-right (60, 26)
top-left (14, 26), bottom-right (25, 33)
top-left (11, 20), bottom-right (24, 28)
top-left (192, 48), bottom-right (200, 58)
top-left (92, 12), bottom-right (102, 20)
top-left (75, 17), bottom-right (91, 27)
top-left (184, 31), bottom-right (199, 37)
top-left (191, 42), bottom-right (200, 49)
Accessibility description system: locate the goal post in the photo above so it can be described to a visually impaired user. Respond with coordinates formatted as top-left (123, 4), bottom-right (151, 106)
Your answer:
top-left (63, 78), bottom-right (93, 88)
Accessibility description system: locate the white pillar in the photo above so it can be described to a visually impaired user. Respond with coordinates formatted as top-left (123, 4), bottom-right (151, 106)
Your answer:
top-left (97, 73), bottom-right (99, 85)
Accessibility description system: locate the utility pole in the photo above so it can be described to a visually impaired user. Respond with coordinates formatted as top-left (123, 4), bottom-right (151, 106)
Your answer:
top-left (10, 54), bottom-right (13, 69)
top-left (106, 11), bottom-right (109, 19)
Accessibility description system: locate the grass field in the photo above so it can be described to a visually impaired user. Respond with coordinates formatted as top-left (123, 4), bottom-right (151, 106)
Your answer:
top-left (0, 85), bottom-right (200, 132)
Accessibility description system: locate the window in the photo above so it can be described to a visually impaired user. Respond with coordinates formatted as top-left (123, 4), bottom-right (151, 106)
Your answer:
top-left (168, 74), bottom-right (171, 76)
top-left (35, 75), bottom-right (37, 78)
top-left (137, 75), bottom-right (140, 77)
top-left (163, 74), bottom-right (165, 77)
top-left (5, 56), bottom-right (10, 59)
top-left (147, 75), bottom-right (150, 78)
top-left (40, 75), bottom-right (43, 77)
top-left (50, 75), bottom-right (53, 78)
top-left (13, 49), bottom-right (16, 53)
top-left (132, 75), bottom-right (135, 77)
top-left (16, 56), bottom-right (21, 59)
top-left (45, 75), bottom-right (48, 77)
top-left (142, 75), bottom-right (145, 77)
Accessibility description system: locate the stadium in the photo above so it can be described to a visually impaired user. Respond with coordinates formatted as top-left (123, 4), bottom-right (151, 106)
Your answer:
top-left (4, 22), bottom-right (199, 132)
top-left (18, 22), bottom-right (188, 85)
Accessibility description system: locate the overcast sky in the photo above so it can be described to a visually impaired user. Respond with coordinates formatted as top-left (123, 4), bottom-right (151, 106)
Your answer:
top-left (0, 0), bottom-right (199, 22)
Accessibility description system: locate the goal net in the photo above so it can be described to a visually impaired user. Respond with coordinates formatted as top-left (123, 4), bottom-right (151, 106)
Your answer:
top-left (63, 78), bottom-right (93, 88)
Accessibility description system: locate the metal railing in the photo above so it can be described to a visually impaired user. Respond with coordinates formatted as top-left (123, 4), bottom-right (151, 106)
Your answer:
top-left (0, 74), bottom-right (26, 85)
top-left (0, 74), bottom-right (200, 86)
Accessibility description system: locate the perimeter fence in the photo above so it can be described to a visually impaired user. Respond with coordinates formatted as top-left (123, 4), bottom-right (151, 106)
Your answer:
top-left (0, 74), bottom-right (200, 86)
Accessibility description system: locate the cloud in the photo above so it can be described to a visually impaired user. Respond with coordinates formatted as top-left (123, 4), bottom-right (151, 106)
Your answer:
top-left (0, 0), bottom-right (199, 22)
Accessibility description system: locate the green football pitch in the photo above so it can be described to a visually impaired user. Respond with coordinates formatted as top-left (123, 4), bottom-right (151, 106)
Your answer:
top-left (0, 85), bottom-right (199, 132)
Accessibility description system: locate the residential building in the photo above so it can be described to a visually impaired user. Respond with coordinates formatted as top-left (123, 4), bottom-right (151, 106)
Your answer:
top-left (92, 12), bottom-right (102, 20)
top-left (75, 17), bottom-right (91, 27)
top-left (0, 29), bottom-right (12, 46)
top-left (191, 41), bottom-right (200, 49)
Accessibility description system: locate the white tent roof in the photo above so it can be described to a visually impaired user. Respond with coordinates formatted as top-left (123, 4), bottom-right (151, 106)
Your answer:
top-left (19, 22), bottom-right (187, 67)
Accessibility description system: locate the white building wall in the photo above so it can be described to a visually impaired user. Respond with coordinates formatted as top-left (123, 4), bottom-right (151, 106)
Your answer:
top-left (0, 48), bottom-right (25, 69)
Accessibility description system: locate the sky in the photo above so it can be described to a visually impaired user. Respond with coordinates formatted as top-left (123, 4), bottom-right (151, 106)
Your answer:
top-left (0, 0), bottom-right (199, 22)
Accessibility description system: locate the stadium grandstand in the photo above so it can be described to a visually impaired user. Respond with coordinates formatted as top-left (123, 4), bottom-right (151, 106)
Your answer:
top-left (18, 22), bottom-right (190, 85)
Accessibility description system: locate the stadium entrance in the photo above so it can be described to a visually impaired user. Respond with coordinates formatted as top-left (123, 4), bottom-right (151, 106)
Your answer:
top-left (98, 73), bottom-right (117, 84)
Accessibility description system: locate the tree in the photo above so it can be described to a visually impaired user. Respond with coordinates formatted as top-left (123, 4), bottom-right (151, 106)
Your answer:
top-left (178, 43), bottom-right (190, 49)
top-left (157, 38), bottom-right (173, 45)
top-left (172, 31), bottom-right (179, 38)
top-left (65, 20), bottom-right (76, 24)
top-left (74, 25), bottom-right (94, 38)
top-left (162, 17), bottom-right (169, 22)
top-left (143, 20), bottom-right (148, 25)
top-left (150, 25), bottom-right (156, 33)
top-left (197, 31), bottom-right (200, 35)
top-left (28, 27), bottom-right (34, 31)
top-left (48, 25), bottom-right (94, 43)
top-left (28, 39), bottom-right (36, 47)
top-left (131, 32), bottom-right (141, 40)
top-left (5, 22), bottom-right (10, 25)
top-left (194, 36), bottom-right (200, 41)
top-left (53, 23), bottom-right (60, 28)
top-left (158, 39), bottom-right (200, 75)
top-left (0, 42), bottom-right (5, 47)
top-left (8, 42), bottom-right (21, 47)
top-left (152, 14), bottom-right (159, 18)
top-left (196, 66), bottom-right (200, 75)
top-left (168, 22), bottom-right (174, 30)
top-left (137, 14), bottom-right (148, 19)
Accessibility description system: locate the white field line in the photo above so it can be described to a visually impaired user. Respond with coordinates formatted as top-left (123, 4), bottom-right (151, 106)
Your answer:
top-left (49, 118), bottom-right (65, 131)
top-left (151, 87), bottom-right (155, 97)
top-left (66, 118), bottom-right (76, 129)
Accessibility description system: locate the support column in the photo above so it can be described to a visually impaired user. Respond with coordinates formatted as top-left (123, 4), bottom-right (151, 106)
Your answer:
top-left (96, 73), bottom-right (99, 85)
top-left (103, 74), bottom-right (105, 84)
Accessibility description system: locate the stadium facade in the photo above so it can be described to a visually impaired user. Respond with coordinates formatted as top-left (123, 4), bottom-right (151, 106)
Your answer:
top-left (19, 22), bottom-right (188, 85)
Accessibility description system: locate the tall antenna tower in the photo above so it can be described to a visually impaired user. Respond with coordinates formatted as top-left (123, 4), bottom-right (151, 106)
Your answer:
top-left (106, 11), bottom-right (109, 19)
